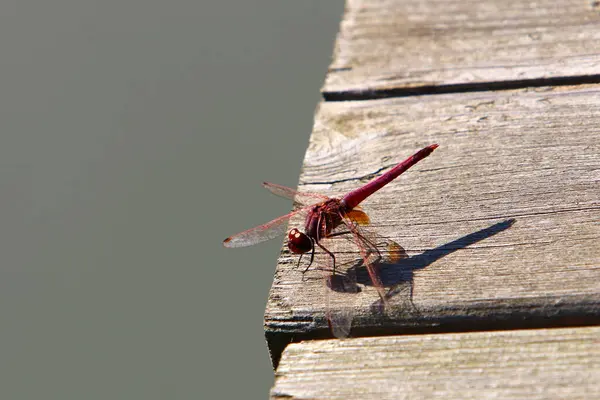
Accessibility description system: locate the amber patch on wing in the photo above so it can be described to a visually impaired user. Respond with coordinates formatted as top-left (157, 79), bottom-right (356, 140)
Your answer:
top-left (346, 209), bottom-right (370, 225)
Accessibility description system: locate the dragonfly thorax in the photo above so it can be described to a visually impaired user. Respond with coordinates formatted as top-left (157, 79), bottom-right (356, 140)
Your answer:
top-left (286, 199), bottom-right (344, 255)
top-left (304, 198), bottom-right (346, 241)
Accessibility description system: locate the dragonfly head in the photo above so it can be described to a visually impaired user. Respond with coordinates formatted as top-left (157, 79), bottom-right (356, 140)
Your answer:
top-left (287, 228), bottom-right (313, 254)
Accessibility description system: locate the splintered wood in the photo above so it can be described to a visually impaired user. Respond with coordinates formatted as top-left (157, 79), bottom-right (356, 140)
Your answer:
top-left (271, 326), bottom-right (600, 400)
top-left (264, 85), bottom-right (600, 361)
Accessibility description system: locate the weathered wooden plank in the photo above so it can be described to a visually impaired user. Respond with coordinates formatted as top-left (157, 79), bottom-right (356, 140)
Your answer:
top-left (264, 84), bottom-right (600, 365)
top-left (323, 0), bottom-right (600, 99)
top-left (271, 326), bottom-right (600, 399)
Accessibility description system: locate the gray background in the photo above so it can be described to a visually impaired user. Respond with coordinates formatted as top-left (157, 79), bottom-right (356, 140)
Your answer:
top-left (0, 1), bottom-right (343, 398)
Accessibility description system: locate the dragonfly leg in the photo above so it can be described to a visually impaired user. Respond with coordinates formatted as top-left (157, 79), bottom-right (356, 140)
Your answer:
top-left (316, 241), bottom-right (336, 275)
top-left (296, 253), bottom-right (304, 269)
top-left (301, 240), bottom-right (316, 274)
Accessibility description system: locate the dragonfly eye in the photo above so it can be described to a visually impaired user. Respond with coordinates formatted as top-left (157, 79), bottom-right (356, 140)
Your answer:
top-left (287, 228), bottom-right (312, 254)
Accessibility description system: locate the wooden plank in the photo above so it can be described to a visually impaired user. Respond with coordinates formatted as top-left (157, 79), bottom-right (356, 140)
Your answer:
top-left (264, 84), bottom-right (600, 365)
top-left (271, 326), bottom-right (600, 399)
top-left (323, 0), bottom-right (600, 99)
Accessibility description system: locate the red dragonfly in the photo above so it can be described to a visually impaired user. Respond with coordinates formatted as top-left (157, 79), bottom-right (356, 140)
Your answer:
top-left (224, 144), bottom-right (439, 336)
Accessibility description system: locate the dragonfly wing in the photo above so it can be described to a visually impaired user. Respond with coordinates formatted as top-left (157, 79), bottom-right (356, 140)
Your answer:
top-left (339, 217), bottom-right (390, 304)
top-left (325, 268), bottom-right (358, 338)
top-left (343, 220), bottom-right (408, 265)
top-left (320, 217), bottom-right (409, 337)
top-left (344, 219), bottom-right (423, 318)
top-left (263, 182), bottom-right (329, 206)
top-left (318, 225), bottom-right (360, 338)
top-left (223, 205), bottom-right (311, 248)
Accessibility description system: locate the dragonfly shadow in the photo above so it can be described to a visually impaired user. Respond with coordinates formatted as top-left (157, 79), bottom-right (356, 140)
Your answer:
top-left (327, 273), bottom-right (361, 294)
top-left (355, 218), bottom-right (516, 307)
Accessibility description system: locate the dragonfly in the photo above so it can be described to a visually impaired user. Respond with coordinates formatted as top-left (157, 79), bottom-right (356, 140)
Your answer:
top-left (223, 144), bottom-right (439, 336)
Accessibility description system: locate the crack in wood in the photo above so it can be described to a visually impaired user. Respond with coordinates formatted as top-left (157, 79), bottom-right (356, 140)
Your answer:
top-left (322, 75), bottom-right (600, 102)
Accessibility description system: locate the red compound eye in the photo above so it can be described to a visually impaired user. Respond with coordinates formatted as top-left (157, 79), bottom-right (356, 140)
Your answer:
top-left (287, 228), bottom-right (312, 254)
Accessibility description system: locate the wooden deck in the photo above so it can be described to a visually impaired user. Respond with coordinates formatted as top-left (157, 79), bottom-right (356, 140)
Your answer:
top-left (266, 0), bottom-right (600, 397)
top-left (323, 0), bottom-right (600, 100)
top-left (271, 326), bottom-right (600, 399)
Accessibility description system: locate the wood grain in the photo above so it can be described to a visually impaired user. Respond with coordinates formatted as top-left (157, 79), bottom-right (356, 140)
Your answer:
top-left (271, 326), bottom-right (600, 399)
top-left (323, 0), bottom-right (600, 99)
top-left (264, 85), bottom-right (600, 365)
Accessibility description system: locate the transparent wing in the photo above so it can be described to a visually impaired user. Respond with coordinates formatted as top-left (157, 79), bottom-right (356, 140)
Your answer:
top-left (321, 231), bottom-right (359, 339)
top-left (319, 210), bottom-right (376, 338)
top-left (223, 204), bottom-right (313, 248)
top-left (317, 211), bottom-right (408, 338)
top-left (339, 215), bottom-right (408, 307)
top-left (262, 182), bottom-right (329, 206)
top-left (325, 269), bottom-right (357, 339)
